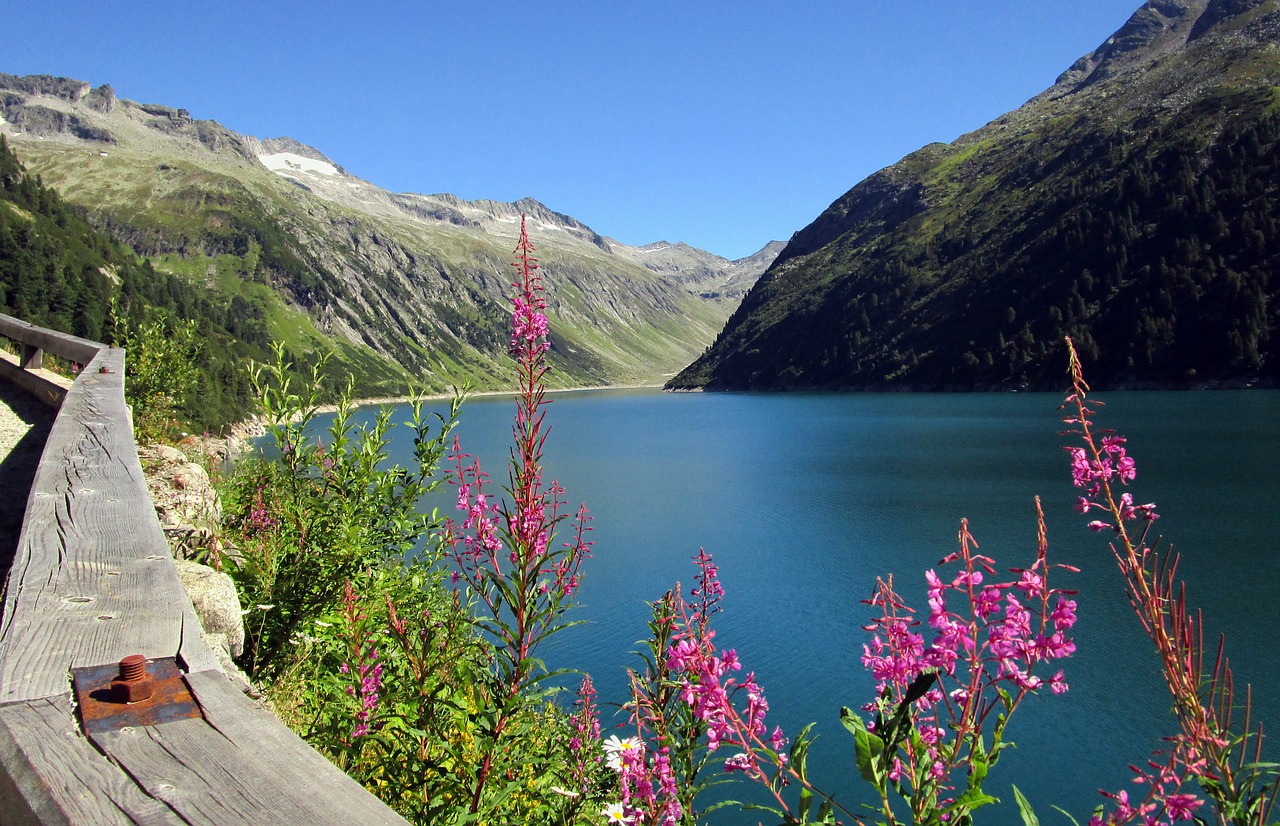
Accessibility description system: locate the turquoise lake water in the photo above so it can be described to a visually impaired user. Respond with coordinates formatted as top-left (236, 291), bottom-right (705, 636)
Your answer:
top-left (313, 387), bottom-right (1280, 824)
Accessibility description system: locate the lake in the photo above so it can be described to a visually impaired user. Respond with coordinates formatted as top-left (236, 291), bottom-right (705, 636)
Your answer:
top-left (321, 387), bottom-right (1280, 824)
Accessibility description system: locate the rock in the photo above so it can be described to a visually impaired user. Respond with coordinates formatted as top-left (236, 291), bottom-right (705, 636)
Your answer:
top-left (139, 437), bottom-right (255, 694)
top-left (174, 558), bottom-right (245, 659)
top-left (137, 443), bottom-right (223, 559)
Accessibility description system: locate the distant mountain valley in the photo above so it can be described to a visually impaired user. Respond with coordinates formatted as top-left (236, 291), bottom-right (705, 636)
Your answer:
top-left (0, 71), bottom-right (780, 412)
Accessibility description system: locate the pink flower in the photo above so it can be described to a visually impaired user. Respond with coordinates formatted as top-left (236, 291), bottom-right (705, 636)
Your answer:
top-left (1162, 793), bottom-right (1201, 821)
top-left (1051, 597), bottom-right (1078, 631)
top-left (1015, 568), bottom-right (1045, 598)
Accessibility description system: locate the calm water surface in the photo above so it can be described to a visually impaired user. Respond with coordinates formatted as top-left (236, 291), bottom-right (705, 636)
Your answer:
top-left (325, 388), bottom-right (1280, 824)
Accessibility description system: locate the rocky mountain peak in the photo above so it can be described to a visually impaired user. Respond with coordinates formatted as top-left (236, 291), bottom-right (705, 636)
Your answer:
top-left (1051, 0), bottom-right (1201, 92)
top-left (0, 73), bottom-right (93, 102)
top-left (1191, 0), bottom-right (1274, 38)
top-left (1049, 0), bottom-right (1277, 95)
top-left (669, 0), bottom-right (1280, 393)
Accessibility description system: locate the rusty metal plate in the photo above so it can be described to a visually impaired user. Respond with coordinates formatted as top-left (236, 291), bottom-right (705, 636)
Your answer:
top-left (72, 656), bottom-right (203, 734)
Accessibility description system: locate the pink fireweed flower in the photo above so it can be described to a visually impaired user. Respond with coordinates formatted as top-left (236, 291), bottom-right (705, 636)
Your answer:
top-left (1051, 596), bottom-right (1078, 631)
top-left (975, 585), bottom-right (1003, 618)
top-left (568, 675), bottom-right (602, 793)
top-left (770, 725), bottom-right (788, 755)
top-left (1162, 793), bottom-right (1202, 821)
top-left (509, 295), bottom-right (550, 355)
top-left (858, 510), bottom-right (1078, 816)
top-left (605, 734), bottom-right (682, 826)
top-left (1015, 568), bottom-right (1045, 598)
top-left (626, 551), bottom-right (796, 823)
top-left (440, 217), bottom-right (598, 815)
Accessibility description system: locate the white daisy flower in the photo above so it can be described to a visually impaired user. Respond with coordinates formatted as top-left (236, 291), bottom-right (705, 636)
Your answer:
top-left (601, 734), bottom-right (644, 771)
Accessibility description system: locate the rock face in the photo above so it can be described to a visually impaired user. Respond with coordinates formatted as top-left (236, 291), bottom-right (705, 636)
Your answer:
top-left (138, 439), bottom-right (249, 683)
top-left (137, 443), bottom-right (223, 560)
top-left (174, 557), bottom-right (245, 660)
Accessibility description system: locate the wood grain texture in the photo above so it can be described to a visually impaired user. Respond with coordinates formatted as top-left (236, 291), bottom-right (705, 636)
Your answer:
top-left (0, 322), bottom-right (408, 824)
top-left (0, 351), bottom-right (70, 409)
top-left (0, 694), bottom-right (181, 826)
top-left (0, 313), bottom-right (105, 367)
top-left (0, 348), bottom-right (195, 701)
top-left (184, 669), bottom-right (407, 824)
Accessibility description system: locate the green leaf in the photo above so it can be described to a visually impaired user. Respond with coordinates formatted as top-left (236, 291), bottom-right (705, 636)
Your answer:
top-left (968, 749), bottom-right (989, 787)
top-left (790, 721), bottom-right (817, 783)
top-left (841, 708), bottom-right (886, 787)
top-left (950, 786), bottom-right (999, 813)
top-left (740, 802), bottom-right (784, 818)
top-left (1013, 785), bottom-right (1040, 826)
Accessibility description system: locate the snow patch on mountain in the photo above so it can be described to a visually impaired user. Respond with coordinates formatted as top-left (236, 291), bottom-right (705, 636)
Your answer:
top-left (259, 151), bottom-right (340, 177)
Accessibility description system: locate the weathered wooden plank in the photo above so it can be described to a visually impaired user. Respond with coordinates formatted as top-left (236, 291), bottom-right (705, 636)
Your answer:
top-left (183, 669), bottom-right (409, 824)
top-left (0, 694), bottom-right (181, 826)
top-left (94, 701), bottom-right (409, 826)
top-left (1, 320), bottom-right (407, 825)
top-left (0, 348), bottom-right (214, 701)
top-left (0, 351), bottom-right (70, 409)
top-left (0, 313), bottom-right (105, 368)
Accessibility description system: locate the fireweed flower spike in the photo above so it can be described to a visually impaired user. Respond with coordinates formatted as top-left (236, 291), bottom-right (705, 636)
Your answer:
top-left (622, 550), bottom-right (861, 825)
top-left (851, 501), bottom-right (1079, 826)
top-left (568, 675), bottom-right (604, 794)
top-left (1062, 337), bottom-right (1276, 826)
top-left (338, 581), bottom-right (383, 741)
top-left (442, 217), bottom-right (595, 815)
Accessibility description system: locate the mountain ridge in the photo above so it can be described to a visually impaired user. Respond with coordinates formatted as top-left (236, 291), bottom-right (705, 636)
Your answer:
top-left (670, 0), bottom-right (1280, 392)
top-left (1, 72), bottom-right (780, 395)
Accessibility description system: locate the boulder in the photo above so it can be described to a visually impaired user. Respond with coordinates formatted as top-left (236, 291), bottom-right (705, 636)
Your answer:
top-left (137, 443), bottom-right (223, 559)
top-left (174, 557), bottom-right (245, 659)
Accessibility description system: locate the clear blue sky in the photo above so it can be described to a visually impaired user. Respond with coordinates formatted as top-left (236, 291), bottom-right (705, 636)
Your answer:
top-left (9, 2), bottom-right (1143, 260)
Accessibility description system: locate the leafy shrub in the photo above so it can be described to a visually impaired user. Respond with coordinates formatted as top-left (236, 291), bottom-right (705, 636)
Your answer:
top-left (222, 343), bottom-right (460, 680)
top-left (119, 315), bottom-right (201, 443)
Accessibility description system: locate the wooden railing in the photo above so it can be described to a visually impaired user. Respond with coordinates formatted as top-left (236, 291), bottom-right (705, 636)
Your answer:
top-left (0, 313), bottom-right (407, 825)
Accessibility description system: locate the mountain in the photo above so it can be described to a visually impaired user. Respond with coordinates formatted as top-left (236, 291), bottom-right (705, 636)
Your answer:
top-left (669, 0), bottom-right (1280, 392)
top-left (0, 135), bottom-right (258, 428)
top-left (0, 73), bottom-right (779, 398)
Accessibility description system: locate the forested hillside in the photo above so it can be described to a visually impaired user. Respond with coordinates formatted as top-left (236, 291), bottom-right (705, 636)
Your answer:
top-left (670, 0), bottom-right (1280, 391)
top-left (0, 135), bottom-right (261, 428)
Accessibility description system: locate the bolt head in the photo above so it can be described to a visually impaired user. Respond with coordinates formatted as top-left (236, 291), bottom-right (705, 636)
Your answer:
top-left (111, 676), bottom-right (155, 703)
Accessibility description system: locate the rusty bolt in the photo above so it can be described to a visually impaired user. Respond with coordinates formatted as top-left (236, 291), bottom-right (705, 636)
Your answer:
top-left (111, 654), bottom-right (154, 703)
top-left (98, 365), bottom-right (111, 374)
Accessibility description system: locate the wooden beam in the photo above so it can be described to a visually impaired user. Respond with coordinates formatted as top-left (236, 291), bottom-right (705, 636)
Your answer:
top-left (0, 319), bottom-right (409, 825)
top-left (0, 314), bottom-right (105, 368)
top-left (0, 694), bottom-right (181, 826)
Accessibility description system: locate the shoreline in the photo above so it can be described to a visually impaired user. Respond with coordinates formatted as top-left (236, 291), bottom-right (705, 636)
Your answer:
top-left (308, 382), bottom-right (666, 416)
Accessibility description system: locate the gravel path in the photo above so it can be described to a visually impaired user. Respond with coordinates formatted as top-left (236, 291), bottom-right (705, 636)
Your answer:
top-left (0, 383), bottom-right (55, 578)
